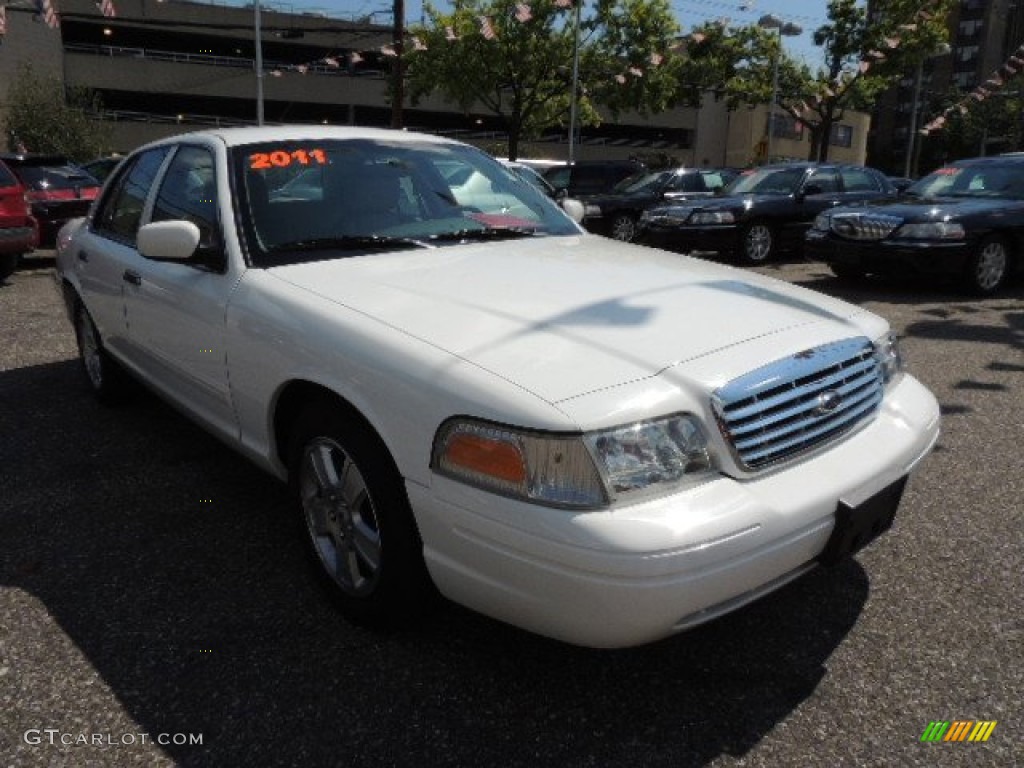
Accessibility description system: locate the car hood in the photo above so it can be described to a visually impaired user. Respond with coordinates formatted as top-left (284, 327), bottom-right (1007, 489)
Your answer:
top-left (840, 195), bottom-right (1024, 219)
top-left (648, 193), bottom-right (778, 215)
top-left (267, 236), bottom-right (868, 404)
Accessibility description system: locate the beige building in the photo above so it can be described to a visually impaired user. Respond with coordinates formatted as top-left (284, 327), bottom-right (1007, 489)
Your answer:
top-left (0, 0), bottom-right (869, 166)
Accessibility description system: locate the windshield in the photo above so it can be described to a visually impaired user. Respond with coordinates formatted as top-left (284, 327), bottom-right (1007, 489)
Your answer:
top-left (906, 163), bottom-right (1024, 200)
top-left (611, 171), bottom-right (673, 195)
top-left (725, 167), bottom-right (807, 196)
top-left (235, 139), bottom-right (579, 266)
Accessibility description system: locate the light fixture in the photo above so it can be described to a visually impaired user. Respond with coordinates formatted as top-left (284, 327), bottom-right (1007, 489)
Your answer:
top-left (758, 14), bottom-right (802, 162)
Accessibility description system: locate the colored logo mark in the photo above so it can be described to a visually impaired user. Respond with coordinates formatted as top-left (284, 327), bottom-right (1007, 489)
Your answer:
top-left (920, 721), bottom-right (997, 742)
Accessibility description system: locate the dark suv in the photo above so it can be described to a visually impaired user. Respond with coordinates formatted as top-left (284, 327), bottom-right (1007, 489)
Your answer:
top-left (544, 160), bottom-right (644, 197)
top-left (0, 154), bottom-right (101, 247)
top-left (0, 158), bottom-right (37, 282)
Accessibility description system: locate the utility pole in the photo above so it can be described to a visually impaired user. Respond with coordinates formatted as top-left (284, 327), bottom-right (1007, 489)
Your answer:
top-left (391, 0), bottom-right (405, 128)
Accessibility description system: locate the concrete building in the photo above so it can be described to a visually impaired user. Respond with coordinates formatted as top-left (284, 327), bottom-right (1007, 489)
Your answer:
top-left (0, 0), bottom-right (869, 166)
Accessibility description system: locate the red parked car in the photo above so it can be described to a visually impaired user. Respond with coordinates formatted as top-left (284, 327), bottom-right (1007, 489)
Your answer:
top-left (0, 154), bottom-right (101, 248)
top-left (0, 157), bottom-right (37, 282)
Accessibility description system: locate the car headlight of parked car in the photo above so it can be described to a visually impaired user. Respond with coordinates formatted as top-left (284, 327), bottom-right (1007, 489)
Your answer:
top-left (688, 210), bottom-right (736, 225)
top-left (433, 414), bottom-right (715, 508)
top-left (891, 221), bottom-right (965, 240)
top-left (874, 332), bottom-right (903, 388)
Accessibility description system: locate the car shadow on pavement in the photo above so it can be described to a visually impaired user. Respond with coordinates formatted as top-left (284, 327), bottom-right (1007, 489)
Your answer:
top-left (1, 359), bottom-right (870, 768)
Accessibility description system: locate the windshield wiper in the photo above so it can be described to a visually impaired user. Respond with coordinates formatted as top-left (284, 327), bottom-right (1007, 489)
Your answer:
top-left (427, 227), bottom-right (538, 242)
top-left (266, 235), bottom-right (429, 253)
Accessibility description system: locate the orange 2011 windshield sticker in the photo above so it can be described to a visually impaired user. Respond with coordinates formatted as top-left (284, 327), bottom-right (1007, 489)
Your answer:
top-left (249, 149), bottom-right (328, 170)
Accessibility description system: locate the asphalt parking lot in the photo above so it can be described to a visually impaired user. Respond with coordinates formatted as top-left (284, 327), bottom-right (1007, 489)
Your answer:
top-left (1, 252), bottom-right (1021, 767)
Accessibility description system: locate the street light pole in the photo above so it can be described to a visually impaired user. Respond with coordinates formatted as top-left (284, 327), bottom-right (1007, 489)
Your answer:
top-left (254, 0), bottom-right (264, 125)
top-left (567, 0), bottom-right (582, 164)
top-left (904, 44), bottom-right (950, 178)
top-left (758, 15), bottom-right (801, 163)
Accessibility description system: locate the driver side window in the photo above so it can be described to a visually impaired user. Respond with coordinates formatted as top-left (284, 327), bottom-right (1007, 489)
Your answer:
top-left (151, 146), bottom-right (220, 250)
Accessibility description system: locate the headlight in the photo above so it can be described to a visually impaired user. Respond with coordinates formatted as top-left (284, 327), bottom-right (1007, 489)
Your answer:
top-left (874, 332), bottom-right (904, 387)
top-left (583, 204), bottom-right (603, 217)
top-left (892, 221), bottom-right (965, 240)
top-left (688, 210), bottom-right (735, 225)
top-left (433, 415), bottom-right (715, 508)
top-left (811, 213), bottom-right (831, 232)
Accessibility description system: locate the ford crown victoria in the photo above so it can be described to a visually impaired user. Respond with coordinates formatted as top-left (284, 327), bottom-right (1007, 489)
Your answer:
top-left (54, 127), bottom-right (940, 648)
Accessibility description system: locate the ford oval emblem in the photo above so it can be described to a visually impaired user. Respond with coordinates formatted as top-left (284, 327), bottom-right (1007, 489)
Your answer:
top-left (815, 390), bottom-right (843, 415)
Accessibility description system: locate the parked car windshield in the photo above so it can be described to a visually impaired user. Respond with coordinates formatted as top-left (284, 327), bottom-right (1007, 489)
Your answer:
top-left (611, 171), bottom-right (673, 195)
top-left (725, 167), bottom-right (807, 196)
top-left (236, 139), bottom-right (579, 266)
top-left (905, 162), bottom-right (1024, 200)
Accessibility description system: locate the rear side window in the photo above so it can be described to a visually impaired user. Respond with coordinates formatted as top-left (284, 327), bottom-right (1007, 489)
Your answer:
top-left (0, 162), bottom-right (18, 187)
top-left (93, 147), bottom-right (171, 243)
top-left (840, 168), bottom-right (882, 192)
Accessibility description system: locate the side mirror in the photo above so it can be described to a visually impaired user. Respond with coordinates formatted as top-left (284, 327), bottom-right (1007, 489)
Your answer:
top-left (138, 220), bottom-right (201, 261)
top-left (560, 198), bottom-right (586, 224)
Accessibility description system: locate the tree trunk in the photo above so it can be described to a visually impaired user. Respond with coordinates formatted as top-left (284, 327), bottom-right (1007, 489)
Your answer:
top-left (817, 113), bottom-right (835, 162)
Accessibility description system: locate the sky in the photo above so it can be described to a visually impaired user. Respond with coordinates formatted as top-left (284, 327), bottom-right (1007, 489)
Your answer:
top-left (248, 0), bottom-right (833, 67)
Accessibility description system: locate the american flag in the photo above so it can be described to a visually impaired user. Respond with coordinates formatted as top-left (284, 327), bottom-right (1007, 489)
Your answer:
top-left (0, 6), bottom-right (7, 36)
top-left (36, 0), bottom-right (60, 28)
top-left (97, 0), bottom-right (115, 17)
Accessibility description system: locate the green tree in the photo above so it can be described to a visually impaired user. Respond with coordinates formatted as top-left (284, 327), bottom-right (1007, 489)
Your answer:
top-left (778, 0), bottom-right (952, 162)
top-left (404, 0), bottom-right (681, 159)
top-left (4, 63), bottom-right (107, 161)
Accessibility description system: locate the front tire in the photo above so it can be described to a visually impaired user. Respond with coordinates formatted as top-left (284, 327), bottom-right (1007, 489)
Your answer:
top-left (739, 221), bottom-right (774, 263)
top-left (74, 303), bottom-right (131, 405)
top-left (288, 404), bottom-right (435, 628)
top-left (964, 236), bottom-right (1009, 295)
top-left (0, 253), bottom-right (17, 282)
top-left (609, 213), bottom-right (637, 242)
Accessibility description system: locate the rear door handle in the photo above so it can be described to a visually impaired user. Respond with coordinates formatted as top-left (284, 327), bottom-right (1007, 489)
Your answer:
top-left (122, 270), bottom-right (142, 286)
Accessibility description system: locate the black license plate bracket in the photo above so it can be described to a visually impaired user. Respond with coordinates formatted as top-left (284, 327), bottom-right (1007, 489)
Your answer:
top-left (819, 476), bottom-right (907, 566)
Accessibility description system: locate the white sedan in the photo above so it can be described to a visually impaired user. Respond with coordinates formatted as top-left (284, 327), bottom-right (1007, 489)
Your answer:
top-left (55, 126), bottom-right (940, 648)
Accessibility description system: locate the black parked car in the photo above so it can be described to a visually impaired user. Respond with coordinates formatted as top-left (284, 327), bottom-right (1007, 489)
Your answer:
top-left (0, 154), bottom-right (102, 247)
top-left (806, 155), bottom-right (1024, 295)
top-left (636, 162), bottom-right (897, 263)
top-left (544, 160), bottom-right (644, 198)
top-left (579, 167), bottom-right (737, 242)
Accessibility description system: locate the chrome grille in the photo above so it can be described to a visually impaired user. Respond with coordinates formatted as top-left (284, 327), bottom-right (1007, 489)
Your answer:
top-left (713, 337), bottom-right (883, 471)
top-left (829, 212), bottom-right (902, 241)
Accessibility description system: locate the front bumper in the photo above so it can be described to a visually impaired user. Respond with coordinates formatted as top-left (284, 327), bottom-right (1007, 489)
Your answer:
top-left (0, 225), bottom-right (36, 254)
top-left (411, 374), bottom-right (940, 648)
top-left (805, 232), bottom-right (972, 277)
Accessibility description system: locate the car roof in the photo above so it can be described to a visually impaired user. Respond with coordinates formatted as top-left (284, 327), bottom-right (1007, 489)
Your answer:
top-left (140, 125), bottom-right (467, 151)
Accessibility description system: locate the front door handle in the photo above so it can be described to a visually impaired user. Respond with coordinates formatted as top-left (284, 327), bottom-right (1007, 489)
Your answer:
top-left (122, 270), bottom-right (142, 286)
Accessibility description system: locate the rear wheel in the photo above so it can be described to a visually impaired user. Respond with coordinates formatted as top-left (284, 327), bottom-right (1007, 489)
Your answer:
top-left (964, 236), bottom-right (1009, 295)
top-left (289, 404), bottom-right (435, 628)
top-left (739, 222), bottom-right (774, 263)
top-left (609, 213), bottom-right (637, 242)
top-left (74, 303), bottom-right (132, 405)
top-left (0, 253), bottom-right (17, 282)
